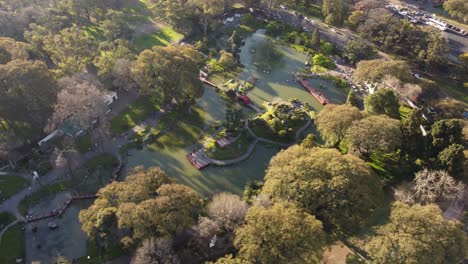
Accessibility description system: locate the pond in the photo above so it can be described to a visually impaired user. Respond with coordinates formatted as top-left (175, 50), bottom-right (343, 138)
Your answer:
top-left (25, 192), bottom-right (91, 264)
top-left (238, 29), bottom-right (346, 109)
top-left (125, 30), bottom-right (347, 197)
top-left (125, 85), bottom-right (281, 197)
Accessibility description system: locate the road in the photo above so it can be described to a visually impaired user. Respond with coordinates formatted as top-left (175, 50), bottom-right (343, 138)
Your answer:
top-left (267, 6), bottom-right (467, 62)
top-left (386, 0), bottom-right (468, 59)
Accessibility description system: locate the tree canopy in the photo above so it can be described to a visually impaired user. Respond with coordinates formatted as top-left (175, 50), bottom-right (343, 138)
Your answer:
top-left (0, 59), bottom-right (58, 140)
top-left (234, 202), bottom-right (326, 264)
top-left (315, 104), bottom-right (362, 147)
top-left (354, 59), bottom-right (411, 83)
top-left (79, 166), bottom-right (202, 246)
top-left (132, 45), bottom-right (203, 106)
top-left (365, 202), bottom-right (467, 264)
top-left (346, 115), bottom-right (401, 159)
top-left (364, 88), bottom-right (401, 119)
top-left (262, 146), bottom-right (384, 233)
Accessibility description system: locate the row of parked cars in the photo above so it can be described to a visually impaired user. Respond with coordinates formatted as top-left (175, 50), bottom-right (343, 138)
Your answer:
top-left (386, 4), bottom-right (467, 36)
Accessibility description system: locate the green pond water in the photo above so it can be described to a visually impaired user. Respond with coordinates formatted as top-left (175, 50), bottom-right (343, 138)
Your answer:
top-left (125, 30), bottom-right (346, 196)
top-left (238, 29), bottom-right (346, 109)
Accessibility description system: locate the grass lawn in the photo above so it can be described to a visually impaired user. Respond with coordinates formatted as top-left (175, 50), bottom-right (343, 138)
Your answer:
top-left (0, 175), bottom-right (30, 201)
top-left (434, 77), bottom-right (468, 105)
top-left (84, 153), bottom-right (119, 170)
top-left (0, 223), bottom-right (25, 263)
top-left (133, 25), bottom-right (184, 51)
top-left (110, 97), bottom-right (159, 135)
top-left (0, 212), bottom-right (15, 229)
top-left (148, 106), bottom-right (207, 151)
top-left (368, 153), bottom-right (416, 184)
top-left (75, 239), bottom-right (126, 264)
top-left (208, 67), bottom-right (244, 86)
top-left (206, 130), bottom-right (255, 160)
top-left (76, 132), bottom-right (93, 153)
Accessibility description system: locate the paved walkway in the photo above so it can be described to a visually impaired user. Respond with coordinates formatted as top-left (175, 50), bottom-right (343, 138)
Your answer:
top-left (443, 187), bottom-right (466, 221)
top-left (0, 219), bottom-right (18, 241)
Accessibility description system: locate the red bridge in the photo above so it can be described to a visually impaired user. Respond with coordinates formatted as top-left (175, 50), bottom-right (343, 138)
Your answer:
top-left (298, 79), bottom-right (329, 105)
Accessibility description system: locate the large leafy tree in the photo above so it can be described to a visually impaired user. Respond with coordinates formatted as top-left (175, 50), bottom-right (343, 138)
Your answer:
top-left (430, 119), bottom-right (463, 153)
top-left (346, 115), bottom-right (401, 159)
top-left (0, 37), bottom-right (33, 64)
top-left (400, 109), bottom-right (426, 159)
top-left (234, 202), bottom-right (326, 264)
top-left (262, 146), bottom-right (384, 233)
top-left (95, 39), bottom-right (135, 84)
top-left (133, 45), bottom-right (203, 106)
top-left (43, 26), bottom-right (98, 75)
top-left (364, 88), bottom-right (400, 119)
top-left (365, 202), bottom-right (467, 264)
top-left (322, 0), bottom-right (347, 26)
top-left (0, 60), bottom-right (58, 141)
top-left (315, 104), bottom-right (362, 147)
top-left (190, 0), bottom-right (225, 35)
top-left (342, 39), bottom-right (375, 64)
top-left (208, 192), bottom-right (248, 232)
top-left (48, 74), bottom-right (107, 132)
top-left (79, 166), bottom-right (202, 246)
top-left (444, 0), bottom-right (468, 23)
top-left (437, 144), bottom-right (465, 179)
top-left (354, 59), bottom-right (411, 84)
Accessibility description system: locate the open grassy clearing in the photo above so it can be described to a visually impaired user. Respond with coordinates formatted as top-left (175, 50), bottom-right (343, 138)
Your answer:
top-left (134, 25), bottom-right (184, 51)
top-left (0, 212), bottom-right (15, 229)
top-left (0, 175), bottom-right (30, 201)
top-left (0, 223), bottom-right (25, 263)
top-left (110, 97), bottom-right (159, 135)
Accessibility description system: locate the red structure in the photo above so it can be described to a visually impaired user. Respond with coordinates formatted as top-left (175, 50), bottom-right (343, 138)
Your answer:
top-left (186, 150), bottom-right (210, 170)
top-left (237, 94), bottom-right (252, 105)
top-left (298, 79), bottom-right (329, 105)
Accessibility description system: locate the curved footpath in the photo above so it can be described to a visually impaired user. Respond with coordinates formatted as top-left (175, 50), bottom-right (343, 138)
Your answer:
top-left (0, 219), bottom-right (18, 242)
top-left (207, 117), bottom-right (311, 166)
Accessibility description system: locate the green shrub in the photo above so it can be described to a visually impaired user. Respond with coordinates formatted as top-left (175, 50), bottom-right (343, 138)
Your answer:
top-left (312, 54), bottom-right (336, 70)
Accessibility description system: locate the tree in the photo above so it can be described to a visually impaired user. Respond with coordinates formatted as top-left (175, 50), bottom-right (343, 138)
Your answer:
top-left (346, 89), bottom-right (359, 107)
top-left (346, 115), bottom-right (401, 159)
top-left (234, 202), bottom-right (326, 264)
top-left (211, 254), bottom-right (250, 264)
top-left (417, 30), bottom-right (449, 69)
top-left (131, 236), bottom-right (180, 264)
top-left (365, 202), bottom-right (467, 263)
top-left (301, 134), bottom-right (316, 149)
top-left (190, 0), bottom-right (225, 35)
top-left (364, 88), bottom-right (400, 119)
top-left (0, 60), bottom-right (58, 141)
top-left (262, 146), bottom-right (384, 233)
top-left (229, 30), bottom-right (241, 51)
top-left (48, 74), bottom-right (107, 132)
top-left (218, 50), bottom-right (236, 69)
top-left (412, 169), bottom-right (464, 203)
top-left (225, 108), bottom-right (242, 132)
top-left (132, 45), bottom-right (203, 106)
top-left (311, 28), bottom-right (320, 49)
top-left (444, 0), bottom-right (468, 23)
top-left (322, 0), bottom-right (347, 25)
top-left (401, 109), bottom-right (425, 159)
top-left (345, 11), bottom-right (365, 31)
top-left (0, 37), bottom-right (33, 64)
top-left (101, 10), bottom-right (134, 41)
top-left (315, 104), bottom-right (362, 147)
top-left (437, 144), bottom-right (465, 179)
top-left (43, 26), bottom-right (98, 74)
top-left (112, 58), bottom-right (138, 91)
top-left (95, 39), bottom-right (135, 83)
top-left (430, 119), bottom-right (463, 153)
top-left (208, 192), bottom-right (248, 232)
top-left (354, 59), bottom-right (411, 83)
top-left (353, 0), bottom-right (386, 12)
top-left (80, 166), bottom-right (202, 246)
top-left (342, 39), bottom-right (375, 64)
